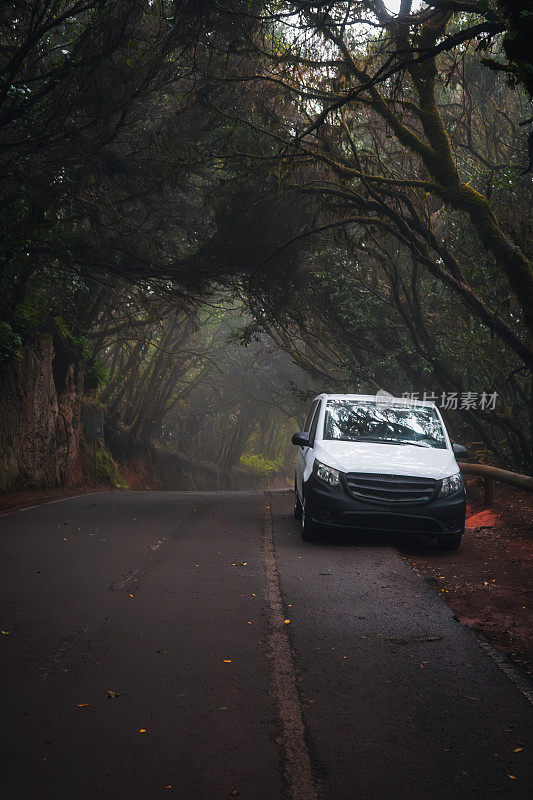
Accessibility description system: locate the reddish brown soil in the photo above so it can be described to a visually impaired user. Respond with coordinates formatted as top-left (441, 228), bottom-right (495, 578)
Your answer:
top-left (405, 479), bottom-right (533, 673)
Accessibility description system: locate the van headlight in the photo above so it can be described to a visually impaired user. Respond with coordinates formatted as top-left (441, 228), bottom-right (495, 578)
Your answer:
top-left (315, 460), bottom-right (340, 488)
top-left (439, 472), bottom-right (464, 496)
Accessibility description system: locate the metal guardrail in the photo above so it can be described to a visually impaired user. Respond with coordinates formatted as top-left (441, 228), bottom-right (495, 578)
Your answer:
top-left (458, 461), bottom-right (533, 505)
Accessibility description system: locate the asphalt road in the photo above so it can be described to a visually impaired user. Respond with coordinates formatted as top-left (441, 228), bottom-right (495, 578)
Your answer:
top-left (0, 490), bottom-right (531, 800)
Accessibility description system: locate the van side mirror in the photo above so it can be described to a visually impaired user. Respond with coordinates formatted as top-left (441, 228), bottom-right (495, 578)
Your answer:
top-left (292, 432), bottom-right (310, 447)
top-left (452, 443), bottom-right (468, 458)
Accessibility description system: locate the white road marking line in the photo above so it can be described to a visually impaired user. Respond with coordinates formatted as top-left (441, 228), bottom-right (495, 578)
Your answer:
top-left (43, 491), bottom-right (108, 506)
top-left (109, 569), bottom-right (138, 592)
top-left (149, 537), bottom-right (166, 551)
top-left (262, 492), bottom-right (320, 800)
top-left (0, 491), bottom-right (108, 518)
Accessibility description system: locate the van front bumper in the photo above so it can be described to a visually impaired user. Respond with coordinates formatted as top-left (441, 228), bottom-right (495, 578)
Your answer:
top-left (305, 476), bottom-right (466, 536)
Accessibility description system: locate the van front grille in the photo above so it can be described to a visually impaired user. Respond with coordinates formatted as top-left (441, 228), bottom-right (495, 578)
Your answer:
top-left (345, 473), bottom-right (437, 504)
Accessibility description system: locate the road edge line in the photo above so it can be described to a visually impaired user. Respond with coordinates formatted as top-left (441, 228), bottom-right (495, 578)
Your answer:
top-left (407, 559), bottom-right (533, 706)
top-left (0, 490), bottom-right (110, 518)
top-left (472, 631), bottom-right (533, 705)
top-left (261, 491), bottom-right (321, 800)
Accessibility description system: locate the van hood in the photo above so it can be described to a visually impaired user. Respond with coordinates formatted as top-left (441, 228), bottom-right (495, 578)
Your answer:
top-left (314, 440), bottom-right (458, 480)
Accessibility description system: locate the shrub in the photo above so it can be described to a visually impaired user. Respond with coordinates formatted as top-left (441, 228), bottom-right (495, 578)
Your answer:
top-left (239, 453), bottom-right (282, 477)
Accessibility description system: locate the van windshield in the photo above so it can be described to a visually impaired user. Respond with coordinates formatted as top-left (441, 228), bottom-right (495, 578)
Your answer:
top-left (323, 400), bottom-right (447, 449)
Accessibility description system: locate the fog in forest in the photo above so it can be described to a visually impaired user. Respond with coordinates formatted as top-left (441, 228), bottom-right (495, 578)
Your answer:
top-left (1, 1), bottom-right (531, 491)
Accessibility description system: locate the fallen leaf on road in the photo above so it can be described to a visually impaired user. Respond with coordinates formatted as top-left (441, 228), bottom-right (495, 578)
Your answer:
top-left (139, 729), bottom-right (147, 734)
top-left (230, 791), bottom-right (239, 797)
top-left (218, 706), bottom-right (228, 711)
top-left (1, 630), bottom-right (10, 635)
top-left (129, 593), bottom-right (134, 598)
top-left (107, 690), bottom-right (119, 699)
top-left (76, 703), bottom-right (90, 707)
top-left (513, 747), bottom-right (523, 752)
top-left (283, 619), bottom-right (290, 624)
top-left (508, 775), bottom-right (517, 779)
top-left (222, 659), bottom-right (232, 663)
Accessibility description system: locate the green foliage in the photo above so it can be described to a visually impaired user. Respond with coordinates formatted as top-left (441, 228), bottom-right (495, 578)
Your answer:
top-left (79, 440), bottom-right (128, 488)
top-left (240, 452), bottom-right (282, 476)
top-left (53, 316), bottom-right (107, 390)
top-left (0, 322), bottom-right (22, 368)
top-left (53, 316), bottom-right (91, 361)
top-left (12, 297), bottom-right (43, 334)
top-left (85, 361), bottom-right (109, 391)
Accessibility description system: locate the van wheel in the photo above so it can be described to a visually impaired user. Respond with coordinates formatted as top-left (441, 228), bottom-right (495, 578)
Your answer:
top-left (301, 497), bottom-right (317, 542)
top-left (437, 532), bottom-right (463, 551)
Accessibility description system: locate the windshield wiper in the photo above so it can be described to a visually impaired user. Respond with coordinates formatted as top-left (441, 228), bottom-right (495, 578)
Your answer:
top-left (354, 437), bottom-right (430, 447)
top-left (353, 437), bottom-right (406, 445)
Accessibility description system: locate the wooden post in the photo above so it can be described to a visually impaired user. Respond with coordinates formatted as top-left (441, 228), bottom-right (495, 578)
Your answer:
top-left (484, 476), bottom-right (495, 506)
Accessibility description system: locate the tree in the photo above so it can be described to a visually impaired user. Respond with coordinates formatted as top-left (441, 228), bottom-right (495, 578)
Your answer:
top-left (202, 2), bottom-right (532, 361)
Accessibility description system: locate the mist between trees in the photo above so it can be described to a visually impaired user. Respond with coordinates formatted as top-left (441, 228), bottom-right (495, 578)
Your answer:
top-left (0, 1), bottom-right (532, 490)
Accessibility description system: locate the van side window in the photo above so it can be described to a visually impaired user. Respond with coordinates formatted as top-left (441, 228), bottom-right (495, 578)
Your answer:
top-left (308, 402), bottom-right (321, 446)
top-left (303, 400), bottom-right (318, 432)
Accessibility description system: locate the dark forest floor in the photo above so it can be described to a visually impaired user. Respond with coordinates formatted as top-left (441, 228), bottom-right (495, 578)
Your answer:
top-left (403, 480), bottom-right (533, 674)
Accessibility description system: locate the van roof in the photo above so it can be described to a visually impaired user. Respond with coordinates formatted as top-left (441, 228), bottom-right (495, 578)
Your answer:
top-left (314, 393), bottom-right (437, 408)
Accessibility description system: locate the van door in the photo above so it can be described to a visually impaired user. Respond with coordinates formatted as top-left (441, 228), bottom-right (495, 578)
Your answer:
top-left (296, 399), bottom-right (321, 500)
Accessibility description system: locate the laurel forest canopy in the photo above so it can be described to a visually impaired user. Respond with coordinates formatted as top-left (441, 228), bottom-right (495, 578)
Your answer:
top-left (0, 0), bottom-right (531, 489)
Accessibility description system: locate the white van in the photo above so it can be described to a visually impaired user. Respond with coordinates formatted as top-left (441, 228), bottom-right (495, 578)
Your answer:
top-left (292, 394), bottom-right (467, 549)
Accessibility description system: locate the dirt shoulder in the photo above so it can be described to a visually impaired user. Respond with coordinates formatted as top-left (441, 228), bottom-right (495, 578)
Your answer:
top-left (403, 479), bottom-right (533, 674)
